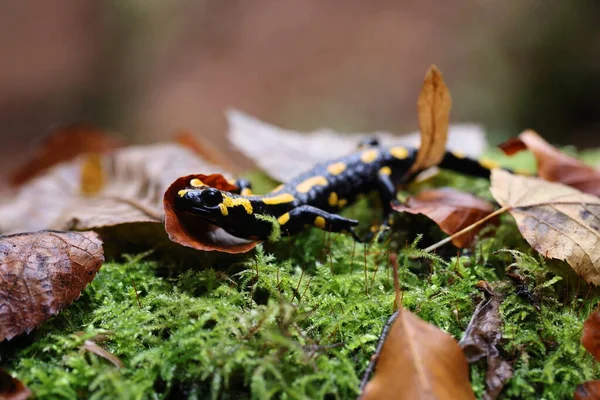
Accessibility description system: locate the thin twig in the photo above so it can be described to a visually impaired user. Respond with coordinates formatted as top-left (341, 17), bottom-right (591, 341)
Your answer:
top-left (131, 278), bottom-right (142, 309)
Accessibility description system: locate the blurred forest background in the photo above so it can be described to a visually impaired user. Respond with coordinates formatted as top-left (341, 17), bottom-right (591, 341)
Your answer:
top-left (1, 0), bottom-right (599, 173)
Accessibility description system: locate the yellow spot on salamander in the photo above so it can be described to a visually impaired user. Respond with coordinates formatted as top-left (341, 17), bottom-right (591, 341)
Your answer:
top-left (452, 151), bottom-right (466, 159)
top-left (338, 198), bottom-right (348, 208)
top-left (262, 193), bottom-right (296, 205)
top-left (278, 212), bottom-right (290, 225)
top-left (328, 192), bottom-right (338, 207)
top-left (219, 204), bottom-right (228, 216)
top-left (327, 162), bottom-right (347, 175)
top-left (379, 166), bottom-right (392, 176)
top-left (314, 216), bottom-right (326, 229)
top-left (271, 184), bottom-right (284, 193)
top-left (241, 188), bottom-right (253, 196)
top-left (178, 189), bottom-right (190, 197)
top-left (479, 158), bottom-right (500, 170)
top-left (296, 176), bottom-right (328, 193)
top-left (222, 195), bottom-right (253, 214)
top-left (190, 178), bottom-right (205, 187)
top-left (390, 146), bottom-right (409, 160)
top-left (361, 149), bottom-right (379, 163)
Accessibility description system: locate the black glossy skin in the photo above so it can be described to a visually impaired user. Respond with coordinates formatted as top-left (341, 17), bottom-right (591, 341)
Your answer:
top-left (175, 141), bottom-right (494, 241)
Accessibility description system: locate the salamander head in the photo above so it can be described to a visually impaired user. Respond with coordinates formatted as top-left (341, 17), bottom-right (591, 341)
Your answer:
top-left (175, 186), bottom-right (256, 230)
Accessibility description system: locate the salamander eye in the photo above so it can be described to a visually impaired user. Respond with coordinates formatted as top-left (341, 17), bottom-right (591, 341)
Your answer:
top-left (199, 188), bottom-right (223, 207)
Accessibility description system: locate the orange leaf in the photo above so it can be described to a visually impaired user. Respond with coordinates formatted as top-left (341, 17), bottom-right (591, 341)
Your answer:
top-left (393, 188), bottom-right (496, 248)
top-left (9, 124), bottom-right (123, 187)
top-left (575, 381), bottom-right (600, 400)
top-left (499, 130), bottom-right (600, 196)
top-left (0, 368), bottom-right (31, 400)
top-left (361, 308), bottom-right (475, 400)
top-left (582, 311), bottom-right (600, 362)
top-left (409, 65), bottom-right (452, 174)
top-left (163, 174), bottom-right (260, 254)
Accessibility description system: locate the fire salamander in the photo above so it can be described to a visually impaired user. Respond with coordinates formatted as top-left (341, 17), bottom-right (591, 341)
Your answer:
top-left (175, 138), bottom-right (500, 242)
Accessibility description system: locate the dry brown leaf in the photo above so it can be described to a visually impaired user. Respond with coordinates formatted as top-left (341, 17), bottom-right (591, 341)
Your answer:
top-left (490, 169), bottom-right (600, 285)
top-left (174, 130), bottom-right (234, 172)
top-left (499, 130), bottom-right (600, 196)
top-left (409, 65), bottom-right (452, 174)
top-left (575, 381), bottom-right (600, 400)
top-left (459, 283), bottom-right (512, 400)
top-left (82, 339), bottom-right (124, 368)
top-left (164, 174), bottom-right (260, 254)
top-left (0, 231), bottom-right (104, 341)
top-left (361, 308), bottom-right (475, 400)
top-left (0, 144), bottom-right (227, 236)
top-left (8, 124), bottom-right (123, 187)
top-left (393, 188), bottom-right (496, 248)
top-left (0, 369), bottom-right (31, 400)
top-left (582, 311), bottom-right (600, 362)
top-left (227, 110), bottom-right (484, 183)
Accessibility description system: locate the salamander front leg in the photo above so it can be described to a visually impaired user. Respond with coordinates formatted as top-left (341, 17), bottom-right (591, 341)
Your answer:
top-left (231, 178), bottom-right (253, 196)
top-left (367, 169), bottom-right (399, 242)
top-left (278, 205), bottom-right (361, 241)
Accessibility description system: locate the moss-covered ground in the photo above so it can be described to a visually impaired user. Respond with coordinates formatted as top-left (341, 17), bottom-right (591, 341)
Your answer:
top-left (1, 150), bottom-right (600, 399)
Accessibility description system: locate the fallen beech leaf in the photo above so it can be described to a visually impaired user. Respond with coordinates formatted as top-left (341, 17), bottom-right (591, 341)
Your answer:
top-left (0, 231), bottom-right (103, 341)
top-left (174, 130), bottom-right (233, 172)
top-left (490, 169), bottom-right (600, 285)
top-left (409, 65), bottom-right (452, 174)
top-left (393, 188), bottom-right (496, 248)
top-left (0, 368), bottom-right (31, 400)
top-left (361, 309), bottom-right (475, 400)
top-left (227, 110), bottom-right (485, 183)
top-left (0, 144), bottom-right (226, 236)
top-left (82, 339), bottom-right (124, 368)
top-left (164, 174), bottom-right (260, 254)
top-left (575, 382), bottom-right (600, 400)
top-left (459, 284), bottom-right (512, 400)
top-left (582, 311), bottom-right (600, 362)
top-left (499, 130), bottom-right (600, 196)
top-left (8, 124), bottom-right (123, 187)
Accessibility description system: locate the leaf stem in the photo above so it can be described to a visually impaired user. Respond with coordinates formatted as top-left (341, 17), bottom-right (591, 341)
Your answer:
top-left (423, 205), bottom-right (511, 253)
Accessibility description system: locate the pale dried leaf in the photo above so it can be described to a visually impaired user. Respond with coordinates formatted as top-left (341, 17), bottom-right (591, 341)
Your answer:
top-left (0, 144), bottom-right (227, 234)
top-left (227, 110), bottom-right (485, 183)
top-left (361, 308), bottom-right (475, 400)
top-left (409, 65), bottom-right (452, 174)
top-left (0, 231), bottom-right (104, 341)
top-left (490, 169), bottom-right (600, 284)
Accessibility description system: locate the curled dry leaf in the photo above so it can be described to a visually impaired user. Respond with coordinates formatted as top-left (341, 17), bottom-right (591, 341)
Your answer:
top-left (582, 311), bottom-right (600, 362)
top-left (164, 174), bottom-right (260, 254)
top-left (8, 124), bottom-right (123, 187)
top-left (499, 130), bottom-right (600, 196)
top-left (490, 169), bottom-right (600, 284)
top-left (82, 339), bottom-right (124, 368)
top-left (575, 381), bottom-right (600, 400)
top-left (409, 65), bottom-right (452, 175)
top-left (227, 110), bottom-right (485, 183)
top-left (393, 188), bottom-right (496, 248)
top-left (459, 284), bottom-right (512, 400)
top-left (0, 231), bottom-right (103, 341)
top-left (361, 309), bottom-right (475, 400)
top-left (0, 143), bottom-right (227, 237)
top-left (0, 368), bottom-right (31, 400)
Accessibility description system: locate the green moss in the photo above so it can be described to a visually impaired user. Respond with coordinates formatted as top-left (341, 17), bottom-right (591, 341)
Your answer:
top-left (2, 150), bottom-right (600, 399)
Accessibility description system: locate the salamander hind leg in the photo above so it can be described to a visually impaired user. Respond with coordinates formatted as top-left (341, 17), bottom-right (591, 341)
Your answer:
top-left (278, 205), bottom-right (361, 241)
